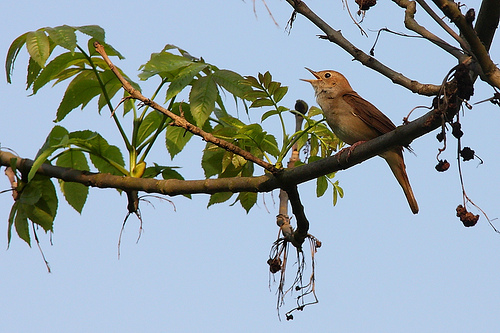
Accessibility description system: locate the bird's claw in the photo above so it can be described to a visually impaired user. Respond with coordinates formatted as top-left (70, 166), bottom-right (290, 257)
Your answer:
top-left (337, 141), bottom-right (366, 163)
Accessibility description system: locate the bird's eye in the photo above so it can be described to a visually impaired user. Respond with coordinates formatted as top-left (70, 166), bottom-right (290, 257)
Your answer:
top-left (324, 73), bottom-right (331, 78)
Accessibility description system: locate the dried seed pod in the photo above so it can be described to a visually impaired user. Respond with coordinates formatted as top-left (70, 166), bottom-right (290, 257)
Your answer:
top-left (267, 257), bottom-right (282, 274)
top-left (454, 64), bottom-right (474, 100)
top-left (456, 204), bottom-right (479, 227)
top-left (355, 0), bottom-right (377, 11)
top-left (460, 147), bottom-right (475, 161)
top-left (436, 130), bottom-right (445, 142)
top-left (451, 122), bottom-right (463, 139)
top-left (435, 159), bottom-right (450, 172)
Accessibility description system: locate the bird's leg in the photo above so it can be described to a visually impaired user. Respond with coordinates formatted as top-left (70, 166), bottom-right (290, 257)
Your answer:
top-left (337, 141), bottom-right (366, 163)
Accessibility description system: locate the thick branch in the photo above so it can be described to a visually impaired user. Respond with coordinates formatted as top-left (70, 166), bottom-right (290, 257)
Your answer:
top-left (0, 150), bottom-right (276, 195)
top-left (1, 103), bottom-right (447, 197)
top-left (433, 0), bottom-right (500, 88)
top-left (286, 0), bottom-right (442, 96)
top-left (475, 0), bottom-right (500, 51)
top-left (93, 42), bottom-right (278, 174)
top-left (284, 185), bottom-right (309, 248)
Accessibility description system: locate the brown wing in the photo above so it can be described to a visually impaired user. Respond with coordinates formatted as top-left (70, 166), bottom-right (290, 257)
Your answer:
top-left (343, 92), bottom-right (396, 135)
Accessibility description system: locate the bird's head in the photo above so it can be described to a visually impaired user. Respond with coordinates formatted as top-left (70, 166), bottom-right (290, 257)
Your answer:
top-left (301, 68), bottom-right (352, 98)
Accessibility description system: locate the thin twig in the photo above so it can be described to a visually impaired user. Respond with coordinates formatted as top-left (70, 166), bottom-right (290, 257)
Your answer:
top-left (392, 0), bottom-right (468, 61)
top-left (285, 0), bottom-right (442, 96)
top-left (414, 0), bottom-right (472, 54)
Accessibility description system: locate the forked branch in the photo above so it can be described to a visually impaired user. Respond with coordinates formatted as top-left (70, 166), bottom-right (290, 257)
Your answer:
top-left (285, 0), bottom-right (442, 95)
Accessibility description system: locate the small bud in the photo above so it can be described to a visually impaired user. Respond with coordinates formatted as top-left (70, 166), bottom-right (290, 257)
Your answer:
top-left (294, 100), bottom-right (308, 115)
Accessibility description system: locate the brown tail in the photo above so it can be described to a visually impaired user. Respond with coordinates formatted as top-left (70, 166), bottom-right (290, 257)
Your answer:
top-left (382, 149), bottom-right (419, 214)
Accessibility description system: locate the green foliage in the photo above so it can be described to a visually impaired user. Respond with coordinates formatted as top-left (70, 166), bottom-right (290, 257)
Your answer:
top-left (207, 192), bottom-right (233, 207)
top-left (56, 149), bottom-right (89, 213)
top-left (5, 25), bottom-right (346, 246)
top-left (8, 175), bottom-right (58, 246)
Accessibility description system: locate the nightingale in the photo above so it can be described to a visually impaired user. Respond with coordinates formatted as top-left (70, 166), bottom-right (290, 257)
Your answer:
top-left (302, 68), bottom-right (419, 214)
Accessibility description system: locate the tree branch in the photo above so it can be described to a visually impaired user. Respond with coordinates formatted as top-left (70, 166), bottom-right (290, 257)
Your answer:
top-left (1, 98), bottom-right (453, 198)
top-left (284, 185), bottom-right (309, 248)
top-left (286, 0), bottom-right (442, 96)
top-left (412, 0), bottom-right (472, 55)
top-left (432, 0), bottom-right (500, 89)
top-left (475, 0), bottom-right (500, 52)
top-left (93, 42), bottom-right (279, 174)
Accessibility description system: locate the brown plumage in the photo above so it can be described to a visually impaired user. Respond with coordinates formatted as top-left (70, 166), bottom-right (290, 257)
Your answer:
top-left (302, 68), bottom-right (419, 214)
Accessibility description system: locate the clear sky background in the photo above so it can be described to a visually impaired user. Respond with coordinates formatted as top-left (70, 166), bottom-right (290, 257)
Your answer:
top-left (1, 0), bottom-right (500, 332)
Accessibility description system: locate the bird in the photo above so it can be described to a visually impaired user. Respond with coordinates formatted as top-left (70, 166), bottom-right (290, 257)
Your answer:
top-left (302, 68), bottom-right (419, 214)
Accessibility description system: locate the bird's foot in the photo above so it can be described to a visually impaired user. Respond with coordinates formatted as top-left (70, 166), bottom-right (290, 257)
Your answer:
top-left (337, 141), bottom-right (366, 163)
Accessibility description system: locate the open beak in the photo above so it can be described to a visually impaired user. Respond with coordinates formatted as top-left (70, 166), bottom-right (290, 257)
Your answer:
top-left (301, 67), bottom-right (320, 83)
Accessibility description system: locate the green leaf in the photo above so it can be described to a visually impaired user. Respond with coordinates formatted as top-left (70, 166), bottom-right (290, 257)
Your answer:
top-left (201, 144), bottom-right (225, 178)
top-left (26, 56), bottom-right (43, 90)
top-left (165, 125), bottom-right (193, 158)
top-left (295, 130), bottom-right (309, 151)
top-left (162, 44), bottom-right (199, 61)
top-left (316, 175), bottom-right (328, 197)
top-left (250, 98), bottom-right (274, 108)
top-left (33, 52), bottom-right (87, 93)
top-left (267, 81), bottom-right (280, 95)
top-left (56, 70), bottom-right (103, 122)
top-left (76, 25), bottom-right (105, 42)
top-left (97, 70), bottom-right (123, 112)
top-left (14, 208), bottom-right (30, 246)
top-left (212, 69), bottom-right (251, 98)
top-left (56, 149), bottom-right (89, 213)
top-left (138, 52), bottom-right (194, 80)
top-left (241, 75), bottom-right (260, 89)
top-left (6, 32), bottom-right (28, 83)
top-left (236, 192), bottom-right (257, 213)
top-left (36, 125), bottom-right (69, 158)
top-left (86, 38), bottom-right (124, 60)
top-left (189, 74), bottom-right (218, 126)
top-left (332, 180), bottom-right (344, 206)
top-left (30, 126), bottom-right (70, 182)
top-left (85, 136), bottom-right (125, 175)
top-left (165, 62), bottom-right (208, 102)
top-left (243, 90), bottom-right (268, 101)
top-left (7, 202), bottom-right (18, 247)
top-left (273, 86), bottom-right (288, 103)
top-left (259, 71), bottom-right (272, 88)
top-left (262, 134), bottom-right (280, 157)
top-left (137, 111), bottom-right (165, 145)
top-left (45, 25), bottom-right (77, 53)
top-left (68, 130), bottom-right (125, 175)
top-left (10, 175), bottom-right (58, 245)
top-left (207, 192), bottom-right (233, 207)
top-left (26, 30), bottom-right (51, 68)
top-left (261, 109), bottom-right (279, 122)
top-left (308, 106), bottom-right (323, 117)
top-left (26, 176), bottom-right (58, 232)
top-left (161, 167), bottom-right (184, 180)
top-left (19, 176), bottom-right (57, 231)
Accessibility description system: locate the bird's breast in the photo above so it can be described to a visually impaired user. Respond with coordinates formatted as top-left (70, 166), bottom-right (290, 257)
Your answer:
top-left (318, 97), bottom-right (379, 145)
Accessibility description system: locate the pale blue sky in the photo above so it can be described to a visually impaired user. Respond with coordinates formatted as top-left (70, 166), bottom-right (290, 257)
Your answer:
top-left (1, 1), bottom-right (500, 332)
